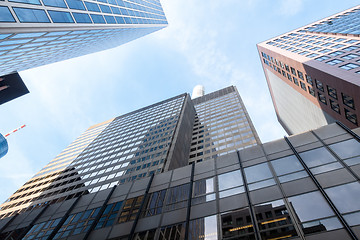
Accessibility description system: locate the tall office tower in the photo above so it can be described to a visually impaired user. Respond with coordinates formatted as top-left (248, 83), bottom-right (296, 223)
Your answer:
top-left (257, 5), bottom-right (360, 135)
top-left (0, 0), bottom-right (167, 77)
top-left (0, 133), bottom-right (8, 159)
top-left (189, 86), bottom-right (260, 164)
top-left (0, 123), bottom-right (359, 240)
top-left (0, 93), bottom-right (194, 218)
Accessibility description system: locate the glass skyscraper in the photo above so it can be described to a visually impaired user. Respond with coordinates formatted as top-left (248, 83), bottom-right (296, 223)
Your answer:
top-left (0, 0), bottom-right (167, 77)
top-left (258, 5), bottom-right (360, 135)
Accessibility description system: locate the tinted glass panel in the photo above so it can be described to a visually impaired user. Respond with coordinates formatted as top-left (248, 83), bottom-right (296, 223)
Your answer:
top-left (66, 0), bottom-right (85, 10)
top-left (0, 6), bottom-right (16, 22)
top-left (244, 163), bottom-right (272, 183)
top-left (9, 0), bottom-right (40, 4)
top-left (42, 0), bottom-right (66, 8)
top-left (73, 13), bottom-right (92, 23)
top-left (104, 15), bottom-right (116, 24)
top-left (13, 8), bottom-right (50, 23)
top-left (344, 211), bottom-right (360, 226)
top-left (288, 191), bottom-right (334, 222)
top-left (188, 215), bottom-right (217, 240)
top-left (90, 14), bottom-right (105, 23)
top-left (48, 11), bottom-right (74, 23)
top-left (329, 139), bottom-right (360, 159)
top-left (99, 4), bottom-right (111, 13)
top-left (299, 147), bottom-right (337, 168)
top-left (84, 1), bottom-right (100, 12)
top-left (325, 182), bottom-right (360, 213)
top-left (221, 208), bottom-right (255, 239)
top-left (271, 155), bottom-right (303, 176)
top-left (218, 170), bottom-right (243, 190)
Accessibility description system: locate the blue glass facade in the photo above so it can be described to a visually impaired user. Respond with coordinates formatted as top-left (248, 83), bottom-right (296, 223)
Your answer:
top-left (0, 133), bottom-right (8, 159)
top-left (306, 8), bottom-right (360, 35)
top-left (0, 0), bottom-right (167, 76)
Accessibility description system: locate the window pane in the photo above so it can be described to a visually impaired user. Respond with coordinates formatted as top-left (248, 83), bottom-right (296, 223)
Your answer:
top-left (0, 6), bottom-right (16, 22)
top-left (299, 147), bottom-right (337, 168)
top-left (42, 0), bottom-right (66, 8)
top-left (248, 179), bottom-right (276, 191)
top-left (90, 14), bottom-right (105, 23)
top-left (310, 162), bottom-right (342, 175)
top-left (221, 208), bottom-right (255, 239)
top-left (344, 211), bottom-right (360, 226)
top-left (219, 187), bottom-right (245, 198)
top-left (325, 182), bottom-right (360, 213)
top-left (255, 200), bottom-right (298, 239)
top-left (278, 171), bottom-right (308, 183)
top-left (218, 170), bottom-right (243, 190)
top-left (9, 0), bottom-right (40, 5)
top-left (244, 163), bottom-right (272, 183)
top-left (73, 13), bottom-right (92, 23)
top-left (48, 10), bottom-right (74, 23)
top-left (288, 191), bottom-right (334, 222)
top-left (66, 0), bottom-right (86, 10)
top-left (189, 215), bottom-right (217, 240)
top-left (271, 155), bottom-right (303, 176)
top-left (329, 139), bottom-right (360, 159)
top-left (13, 7), bottom-right (50, 23)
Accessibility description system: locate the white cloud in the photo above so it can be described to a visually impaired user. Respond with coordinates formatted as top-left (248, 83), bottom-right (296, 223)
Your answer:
top-left (278, 0), bottom-right (304, 16)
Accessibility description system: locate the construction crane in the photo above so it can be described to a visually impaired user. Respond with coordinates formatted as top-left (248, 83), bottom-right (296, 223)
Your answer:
top-left (0, 125), bottom-right (26, 159)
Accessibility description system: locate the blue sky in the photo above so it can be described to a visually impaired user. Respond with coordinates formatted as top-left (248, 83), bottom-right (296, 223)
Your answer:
top-left (0, 0), bottom-right (357, 203)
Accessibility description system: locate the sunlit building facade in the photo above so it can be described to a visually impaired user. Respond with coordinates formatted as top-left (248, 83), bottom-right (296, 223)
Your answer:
top-left (0, 122), bottom-right (359, 240)
top-left (0, 0), bottom-right (167, 77)
top-left (258, 5), bottom-right (360, 135)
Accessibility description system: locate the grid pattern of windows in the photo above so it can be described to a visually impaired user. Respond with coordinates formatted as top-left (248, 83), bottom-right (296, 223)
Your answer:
top-left (0, 94), bottom-right (185, 218)
top-left (2, 124), bottom-right (359, 240)
top-left (260, 50), bottom-right (359, 130)
top-left (189, 87), bottom-right (259, 163)
top-left (0, 26), bottom-right (165, 77)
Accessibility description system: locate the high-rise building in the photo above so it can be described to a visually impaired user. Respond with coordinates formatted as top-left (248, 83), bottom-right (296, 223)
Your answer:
top-left (257, 5), bottom-right (360, 135)
top-left (0, 121), bottom-right (359, 239)
top-left (0, 86), bottom-right (259, 220)
top-left (0, 0), bottom-right (167, 77)
top-left (0, 72), bottom-right (29, 105)
top-left (0, 133), bottom-right (8, 159)
top-left (189, 86), bottom-right (260, 164)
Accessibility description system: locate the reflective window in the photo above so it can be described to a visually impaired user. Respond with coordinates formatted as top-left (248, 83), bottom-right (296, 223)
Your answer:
top-left (0, 6), bottom-right (16, 22)
top-left (95, 201), bottom-right (122, 229)
top-left (13, 7), bottom-right (50, 23)
top-left (48, 10), bottom-right (74, 23)
top-left (104, 15), bottom-right (116, 24)
top-left (271, 155), bottom-right (303, 176)
top-left (66, 0), bottom-right (86, 10)
top-left (344, 211), bottom-right (360, 226)
top-left (143, 189), bottom-right (166, 217)
top-left (9, 0), bottom-right (40, 5)
top-left (288, 191), bottom-right (334, 222)
top-left (244, 163), bottom-right (272, 183)
top-left (329, 139), bottom-right (360, 160)
top-left (23, 218), bottom-right (61, 239)
top-left (73, 13), bottom-right (92, 23)
top-left (118, 195), bottom-right (144, 223)
top-left (160, 223), bottom-right (185, 240)
top-left (42, 0), bottom-right (67, 8)
top-left (54, 207), bottom-right (101, 238)
top-left (84, 1), bottom-right (100, 12)
top-left (255, 200), bottom-right (297, 240)
top-left (299, 147), bottom-right (337, 168)
top-left (221, 208), bottom-right (255, 239)
top-left (188, 215), bottom-right (217, 240)
top-left (165, 184), bottom-right (190, 211)
top-left (218, 170), bottom-right (243, 190)
top-left (192, 177), bottom-right (215, 205)
top-left (99, 4), bottom-right (111, 13)
top-left (90, 14), bottom-right (105, 23)
top-left (325, 182), bottom-right (360, 214)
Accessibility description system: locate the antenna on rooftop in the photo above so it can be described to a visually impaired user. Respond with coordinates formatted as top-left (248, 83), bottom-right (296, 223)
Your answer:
top-left (4, 124), bottom-right (26, 138)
